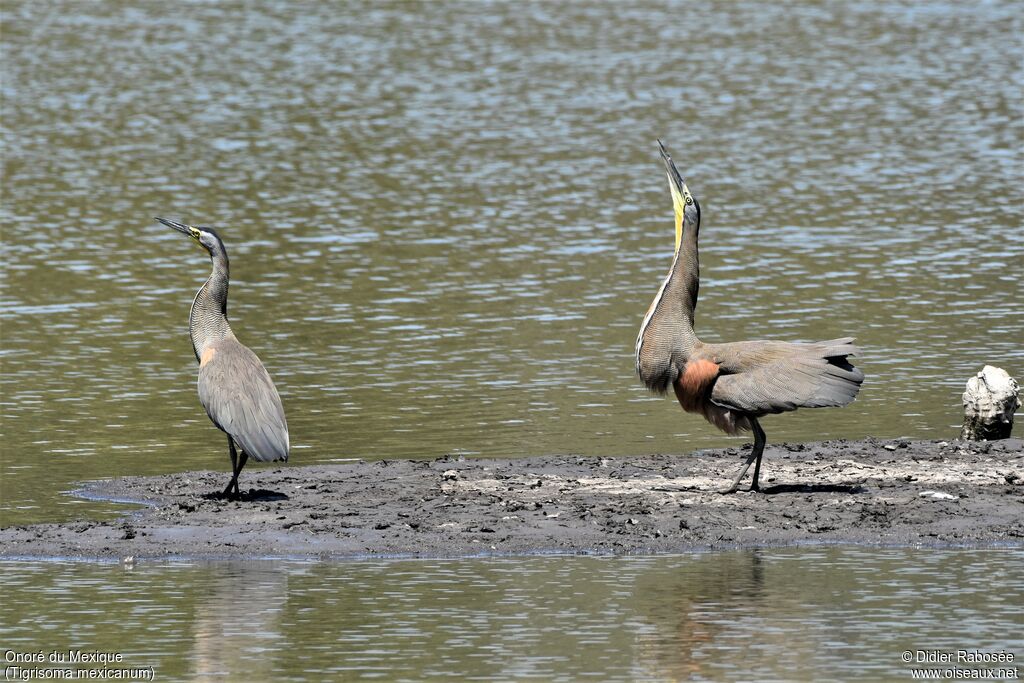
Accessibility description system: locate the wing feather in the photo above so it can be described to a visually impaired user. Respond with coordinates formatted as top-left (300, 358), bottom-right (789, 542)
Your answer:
top-left (710, 340), bottom-right (864, 416)
top-left (197, 338), bottom-right (289, 462)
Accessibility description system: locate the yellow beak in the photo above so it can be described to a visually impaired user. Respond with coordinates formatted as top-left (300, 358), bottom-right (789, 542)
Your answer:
top-left (668, 172), bottom-right (686, 253)
top-left (657, 140), bottom-right (694, 254)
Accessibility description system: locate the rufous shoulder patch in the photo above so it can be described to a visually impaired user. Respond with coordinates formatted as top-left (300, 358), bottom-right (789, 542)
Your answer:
top-left (200, 346), bottom-right (217, 368)
top-left (674, 359), bottom-right (720, 413)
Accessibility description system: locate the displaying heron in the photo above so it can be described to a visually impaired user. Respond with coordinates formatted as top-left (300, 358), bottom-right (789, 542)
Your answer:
top-left (157, 218), bottom-right (289, 499)
top-left (634, 142), bottom-right (864, 493)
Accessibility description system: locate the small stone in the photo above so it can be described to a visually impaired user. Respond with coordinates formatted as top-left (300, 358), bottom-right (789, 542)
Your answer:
top-left (442, 470), bottom-right (458, 481)
top-left (919, 490), bottom-right (958, 501)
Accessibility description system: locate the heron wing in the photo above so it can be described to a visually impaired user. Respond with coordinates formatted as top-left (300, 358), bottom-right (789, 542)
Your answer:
top-left (710, 339), bottom-right (864, 416)
top-left (197, 338), bottom-right (289, 462)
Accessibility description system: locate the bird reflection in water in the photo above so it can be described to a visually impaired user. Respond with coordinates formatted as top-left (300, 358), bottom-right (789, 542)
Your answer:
top-left (629, 550), bottom-right (817, 680)
top-left (191, 564), bottom-right (289, 679)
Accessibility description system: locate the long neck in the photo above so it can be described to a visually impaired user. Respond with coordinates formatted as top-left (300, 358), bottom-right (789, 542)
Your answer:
top-left (635, 194), bottom-right (705, 393)
top-left (669, 211), bottom-right (700, 338)
top-left (189, 248), bottom-right (234, 361)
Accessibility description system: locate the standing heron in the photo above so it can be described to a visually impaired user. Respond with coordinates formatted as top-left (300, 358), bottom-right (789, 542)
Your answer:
top-left (157, 217), bottom-right (289, 499)
top-left (634, 142), bottom-right (864, 493)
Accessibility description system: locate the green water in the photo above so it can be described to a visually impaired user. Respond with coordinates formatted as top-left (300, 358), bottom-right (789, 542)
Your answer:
top-left (2, 548), bottom-right (1022, 682)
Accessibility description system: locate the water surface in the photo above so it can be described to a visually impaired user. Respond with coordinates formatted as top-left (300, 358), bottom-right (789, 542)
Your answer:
top-left (2, 547), bottom-right (1022, 682)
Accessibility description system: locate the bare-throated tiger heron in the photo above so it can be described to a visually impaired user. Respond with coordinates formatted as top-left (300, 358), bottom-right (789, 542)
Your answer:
top-left (157, 217), bottom-right (289, 498)
top-left (635, 142), bottom-right (864, 493)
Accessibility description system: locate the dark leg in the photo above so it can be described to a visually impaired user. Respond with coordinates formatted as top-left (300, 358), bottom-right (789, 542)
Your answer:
top-left (222, 437), bottom-right (247, 499)
top-left (234, 452), bottom-right (248, 496)
top-left (721, 450), bottom-right (757, 494)
top-left (720, 418), bottom-right (766, 494)
top-left (748, 419), bottom-right (767, 492)
top-left (222, 436), bottom-right (238, 498)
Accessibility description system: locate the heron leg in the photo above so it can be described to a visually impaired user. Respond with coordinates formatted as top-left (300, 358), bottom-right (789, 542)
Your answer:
top-left (234, 451), bottom-right (248, 497)
top-left (719, 418), bottom-right (766, 494)
top-left (223, 437), bottom-right (246, 499)
top-left (721, 450), bottom-right (758, 494)
top-left (748, 419), bottom-right (767, 492)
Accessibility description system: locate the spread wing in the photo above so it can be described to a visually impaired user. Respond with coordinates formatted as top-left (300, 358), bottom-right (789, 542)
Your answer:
top-left (710, 338), bottom-right (864, 416)
top-left (197, 339), bottom-right (289, 462)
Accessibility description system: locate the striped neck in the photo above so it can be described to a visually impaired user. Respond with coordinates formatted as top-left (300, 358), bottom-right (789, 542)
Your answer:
top-left (189, 249), bottom-right (234, 362)
top-left (635, 219), bottom-right (701, 355)
top-left (634, 252), bottom-right (699, 367)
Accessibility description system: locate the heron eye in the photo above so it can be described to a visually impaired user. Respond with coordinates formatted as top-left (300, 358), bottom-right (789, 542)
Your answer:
top-left (685, 197), bottom-right (693, 205)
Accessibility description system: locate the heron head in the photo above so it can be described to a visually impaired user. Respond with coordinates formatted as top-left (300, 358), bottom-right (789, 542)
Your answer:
top-left (657, 140), bottom-right (700, 252)
top-left (156, 217), bottom-right (226, 256)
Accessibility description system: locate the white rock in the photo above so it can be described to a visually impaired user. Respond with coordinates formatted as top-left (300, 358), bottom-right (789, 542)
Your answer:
top-left (919, 490), bottom-right (958, 501)
top-left (961, 366), bottom-right (1019, 440)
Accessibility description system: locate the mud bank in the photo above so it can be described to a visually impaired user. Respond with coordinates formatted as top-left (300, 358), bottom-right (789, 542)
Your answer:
top-left (1, 438), bottom-right (1021, 560)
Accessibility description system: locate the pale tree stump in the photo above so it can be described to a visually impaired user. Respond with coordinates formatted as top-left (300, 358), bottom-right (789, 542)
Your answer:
top-left (961, 365), bottom-right (1019, 440)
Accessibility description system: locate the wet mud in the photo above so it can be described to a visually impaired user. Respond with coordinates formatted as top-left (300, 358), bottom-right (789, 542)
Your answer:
top-left (1, 438), bottom-right (1021, 560)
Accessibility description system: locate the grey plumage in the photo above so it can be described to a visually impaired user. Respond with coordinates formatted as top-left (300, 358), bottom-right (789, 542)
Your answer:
top-left (198, 338), bottom-right (289, 463)
top-left (157, 217), bottom-right (289, 498)
top-left (635, 143), bottom-right (863, 493)
top-left (709, 339), bottom-right (863, 415)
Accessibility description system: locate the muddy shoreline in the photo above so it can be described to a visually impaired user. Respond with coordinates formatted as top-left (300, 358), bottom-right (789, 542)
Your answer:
top-left (1, 438), bottom-right (1021, 561)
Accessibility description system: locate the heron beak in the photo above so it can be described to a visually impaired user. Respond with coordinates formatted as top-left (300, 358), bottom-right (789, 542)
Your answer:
top-left (657, 140), bottom-right (694, 253)
top-left (156, 217), bottom-right (200, 240)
